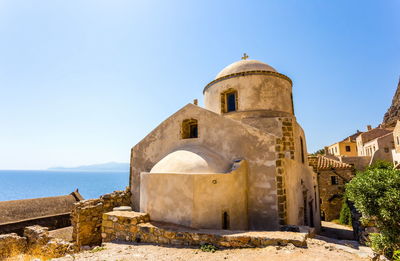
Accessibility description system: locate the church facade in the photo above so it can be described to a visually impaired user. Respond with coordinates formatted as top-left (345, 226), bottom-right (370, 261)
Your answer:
top-left (130, 57), bottom-right (321, 231)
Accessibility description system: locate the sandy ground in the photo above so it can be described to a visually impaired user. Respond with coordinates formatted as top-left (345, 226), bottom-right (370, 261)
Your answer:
top-left (51, 236), bottom-right (374, 261)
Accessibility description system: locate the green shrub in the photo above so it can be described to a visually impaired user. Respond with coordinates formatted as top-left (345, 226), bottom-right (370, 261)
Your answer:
top-left (200, 243), bottom-right (218, 253)
top-left (311, 148), bottom-right (325, 155)
top-left (339, 199), bottom-right (352, 226)
top-left (393, 249), bottom-right (400, 261)
top-left (346, 167), bottom-right (400, 258)
top-left (366, 160), bottom-right (393, 171)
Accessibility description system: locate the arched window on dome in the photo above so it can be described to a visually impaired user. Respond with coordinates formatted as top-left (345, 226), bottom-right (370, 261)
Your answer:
top-left (181, 119), bottom-right (198, 139)
top-left (221, 89), bottom-right (238, 113)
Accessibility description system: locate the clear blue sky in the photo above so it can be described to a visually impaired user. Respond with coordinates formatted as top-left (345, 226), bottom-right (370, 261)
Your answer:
top-left (0, 0), bottom-right (399, 170)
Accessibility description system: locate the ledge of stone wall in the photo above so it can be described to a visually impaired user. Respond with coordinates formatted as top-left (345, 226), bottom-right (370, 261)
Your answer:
top-left (0, 233), bottom-right (26, 259)
top-left (0, 225), bottom-right (75, 259)
top-left (101, 211), bottom-right (311, 248)
top-left (0, 213), bottom-right (71, 235)
top-left (71, 188), bottom-right (131, 247)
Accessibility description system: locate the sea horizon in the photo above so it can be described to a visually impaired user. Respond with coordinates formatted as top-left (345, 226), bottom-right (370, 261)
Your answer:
top-left (0, 170), bottom-right (129, 202)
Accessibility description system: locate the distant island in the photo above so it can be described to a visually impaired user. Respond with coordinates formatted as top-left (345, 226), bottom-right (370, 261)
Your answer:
top-left (48, 162), bottom-right (129, 172)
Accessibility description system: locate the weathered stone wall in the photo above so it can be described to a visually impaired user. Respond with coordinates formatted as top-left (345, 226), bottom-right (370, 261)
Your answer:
top-left (0, 213), bottom-right (71, 235)
top-left (141, 160), bottom-right (248, 230)
top-left (0, 233), bottom-right (27, 259)
top-left (102, 211), bottom-right (311, 248)
top-left (0, 225), bottom-right (74, 259)
top-left (131, 104), bottom-right (279, 231)
top-left (71, 188), bottom-right (131, 247)
top-left (348, 201), bottom-right (379, 244)
top-left (319, 169), bottom-right (353, 221)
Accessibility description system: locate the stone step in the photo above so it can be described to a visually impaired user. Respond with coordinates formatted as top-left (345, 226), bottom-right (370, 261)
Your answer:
top-left (101, 211), bottom-right (310, 248)
top-left (102, 211), bottom-right (150, 229)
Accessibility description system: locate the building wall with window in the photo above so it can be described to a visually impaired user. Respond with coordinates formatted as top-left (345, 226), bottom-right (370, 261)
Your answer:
top-left (360, 133), bottom-right (394, 164)
top-left (393, 120), bottom-right (400, 153)
top-left (327, 140), bottom-right (358, 157)
top-left (356, 127), bottom-right (392, 156)
top-left (392, 121), bottom-right (400, 167)
top-left (308, 155), bottom-right (354, 222)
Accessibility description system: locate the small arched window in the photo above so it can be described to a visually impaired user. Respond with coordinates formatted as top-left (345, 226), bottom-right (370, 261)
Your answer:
top-left (221, 89), bottom-right (238, 113)
top-left (181, 119), bottom-right (198, 139)
top-left (300, 137), bottom-right (305, 163)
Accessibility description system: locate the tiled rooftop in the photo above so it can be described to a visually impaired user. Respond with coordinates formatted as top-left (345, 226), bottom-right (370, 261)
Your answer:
top-left (308, 155), bottom-right (353, 171)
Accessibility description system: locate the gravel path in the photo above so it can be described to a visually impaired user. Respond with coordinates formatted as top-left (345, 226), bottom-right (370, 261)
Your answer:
top-left (52, 237), bottom-right (374, 261)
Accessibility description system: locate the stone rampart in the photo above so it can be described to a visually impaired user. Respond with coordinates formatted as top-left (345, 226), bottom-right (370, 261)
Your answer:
top-left (0, 213), bottom-right (71, 235)
top-left (101, 211), bottom-right (311, 248)
top-left (71, 188), bottom-right (131, 247)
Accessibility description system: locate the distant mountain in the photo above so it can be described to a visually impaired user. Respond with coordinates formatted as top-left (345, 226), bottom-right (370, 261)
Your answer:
top-left (48, 162), bottom-right (129, 172)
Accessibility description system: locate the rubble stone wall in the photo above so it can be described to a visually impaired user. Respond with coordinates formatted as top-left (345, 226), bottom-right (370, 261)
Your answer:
top-left (0, 225), bottom-right (74, 259)
top-left (319, 169), bottom-right (353, 221)
top-left (101, 211), bottom-right (310, 248)
top-left (71, 188), bottom-right (131, 247)
top-left (0, 233), bottom-right (27, 259)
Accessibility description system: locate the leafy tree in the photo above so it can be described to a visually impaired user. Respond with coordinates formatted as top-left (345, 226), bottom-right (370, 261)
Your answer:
top-left (366, 160), bottom-right (393, 171)
top-left (339, 198), bottom-right (352, 226)
top-left (311, 148), bottom-right (325, 155)
top-left (346, 167), bottom-right (400, 258)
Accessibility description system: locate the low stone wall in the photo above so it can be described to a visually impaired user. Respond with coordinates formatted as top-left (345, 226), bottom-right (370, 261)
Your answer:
top-left (71, 188), bottom-right (131, 247)
top-left (349, 201), bottom-right (379, 244)
top-left (102, 211), bottom-right (310, 248)
top-left (0, 233), bottom-right (27, 259)
top-left (0, 225), bottom-right (75, 259)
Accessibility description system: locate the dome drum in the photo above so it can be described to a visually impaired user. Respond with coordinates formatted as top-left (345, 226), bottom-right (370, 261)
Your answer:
top-left (203, 59), bottom-right (294, 117)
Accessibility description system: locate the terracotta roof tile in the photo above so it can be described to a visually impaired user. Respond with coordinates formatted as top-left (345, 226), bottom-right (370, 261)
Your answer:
top-left (308, 155), bottom-right (353, 171)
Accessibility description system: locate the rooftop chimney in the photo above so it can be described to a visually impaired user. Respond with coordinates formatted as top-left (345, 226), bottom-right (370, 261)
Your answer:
top-left (193, 99), bottom-right (198, 105)
top-left (367, 125), bottom-right (372, 131)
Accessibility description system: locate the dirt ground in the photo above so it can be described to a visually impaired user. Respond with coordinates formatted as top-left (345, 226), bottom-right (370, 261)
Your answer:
top-left (50, 236), bottom-right (374, 261)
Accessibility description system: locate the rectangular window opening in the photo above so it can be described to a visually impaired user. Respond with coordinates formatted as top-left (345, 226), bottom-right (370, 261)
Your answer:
top-left (331, 176), bottom-right (339, 185)
top-left (182, 119), bottom-right (198, 139)
top-left (226, 92), bottom-right (237, 112)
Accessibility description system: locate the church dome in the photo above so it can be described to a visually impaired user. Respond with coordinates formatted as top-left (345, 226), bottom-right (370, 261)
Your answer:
top-left (215, 59), bottom-right (277, 79)
top-left (150, 146), bottom-right (231, 174)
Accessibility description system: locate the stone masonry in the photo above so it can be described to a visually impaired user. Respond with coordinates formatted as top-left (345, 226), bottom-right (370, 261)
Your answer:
top-left (102, 211), bottom-right (312, 248)
top-left (308, 155), bottom-right (354, 221)
top-left (0, 225), bottom-right (75, 260)
top-left (275, 117), bottom-right (295, 225)
top-left (71, 188), bottom-right (131, 247)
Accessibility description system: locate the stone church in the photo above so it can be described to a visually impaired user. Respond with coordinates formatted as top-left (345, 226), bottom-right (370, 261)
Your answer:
top-left (130, 56), bottom-right (321, 231)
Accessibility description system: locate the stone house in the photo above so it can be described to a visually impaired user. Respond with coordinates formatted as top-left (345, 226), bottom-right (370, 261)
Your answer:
top-left (308, 155), bottom-right (354, 221)
top-left (356, 126), bottom-right (393, 164)
top-left (391, 120), bottom-right (400, 167)
top-left (326, 131), bottom-right (362, 157)
top-left (130, 57), bottom-right (321, 231)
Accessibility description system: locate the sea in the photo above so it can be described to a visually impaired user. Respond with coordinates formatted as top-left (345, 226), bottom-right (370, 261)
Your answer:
top-left (0, 170), bottom-right (129, 202)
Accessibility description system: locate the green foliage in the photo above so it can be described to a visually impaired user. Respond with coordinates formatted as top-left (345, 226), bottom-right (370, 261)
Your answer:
top-left (90, 246), bottom-right (106, 253)
top-left (345, 167), bottom-right (400, 258)
top-left (366, 160), bottom-right (394, 171)
top-left (311, 149), bottom-right (325, 155)
top-left (339, 199), bottom-right (352, 226)
top-left (393, 249), bottom-right (400, 261)
top-left (200, 243), bottom-right (218, 253)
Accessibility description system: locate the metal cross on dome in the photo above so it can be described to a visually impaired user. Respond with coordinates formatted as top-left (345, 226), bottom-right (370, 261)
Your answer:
top-left (241, 53), bottom-right (249, 60)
